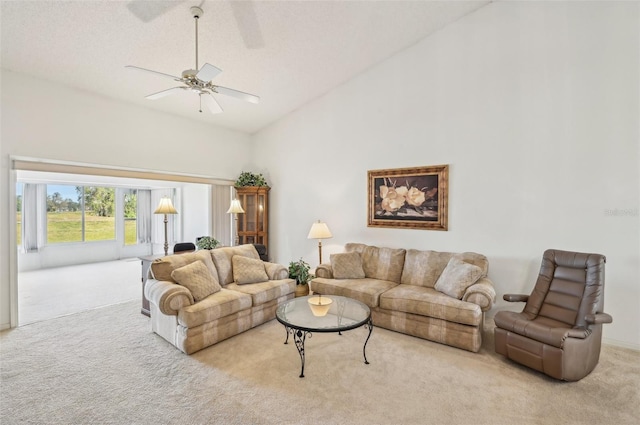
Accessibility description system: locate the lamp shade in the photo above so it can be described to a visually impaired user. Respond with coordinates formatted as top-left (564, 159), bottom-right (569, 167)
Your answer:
top-left (154, 197), bottom-right (178, 214)
top-left (307, 221), bottom-right (332, 239)
top-left (226, 199), bottom-right (245, 214)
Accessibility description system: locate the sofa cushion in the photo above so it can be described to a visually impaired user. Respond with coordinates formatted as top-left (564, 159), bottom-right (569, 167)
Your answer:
top-left (379, 285), bottom-right (483, 326)
top-left (345, 243), bottom-right (406, 283)
top-left (150, 250), bottom-right (219, 284)
top-left (210, 244), bottom-right (261, 285)
top-left (400, 250), bottom-right (453, 288)
top-left (232, 256), bottom-right (269, 284)
top-left (178, 288), bottom-right (252, 328)
top-left (434, 257), bottom-right (484, 299)
top-left (312, 277), bottom-right (398, 308)
top-left (331, 252), bottom-right (365, 279)
top-left (171, 260), bottom-right (222, 302)
top-left (226, 279), bottom-right (296, 306)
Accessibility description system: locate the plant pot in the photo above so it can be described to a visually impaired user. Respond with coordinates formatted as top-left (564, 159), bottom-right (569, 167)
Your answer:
top-left (295, 284), bottom-right (309, 297)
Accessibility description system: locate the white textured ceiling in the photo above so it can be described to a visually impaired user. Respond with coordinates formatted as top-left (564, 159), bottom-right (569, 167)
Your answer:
top-left (1, 0), bottom-right (489, 134)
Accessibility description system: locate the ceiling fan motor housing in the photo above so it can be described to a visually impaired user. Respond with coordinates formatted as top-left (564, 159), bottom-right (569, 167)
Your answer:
top-left (190, 6), bottom-right (203, 19)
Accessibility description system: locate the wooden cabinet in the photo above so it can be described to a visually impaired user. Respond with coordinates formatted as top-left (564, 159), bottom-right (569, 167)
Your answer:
top-left (235, 186), bottom-right (270, 249)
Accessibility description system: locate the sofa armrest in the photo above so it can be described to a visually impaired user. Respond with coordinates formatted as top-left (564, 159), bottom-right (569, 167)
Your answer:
top-left (144, 279), bottom-right (194, 316)
top-left (264, 262), bottom-right (289, 280)
top-left (315, 264), bottom-right (333, 279)
top-left (462, 277), bottom-right (496, 312)
top-left (503, 294), bottom-right (529, 303)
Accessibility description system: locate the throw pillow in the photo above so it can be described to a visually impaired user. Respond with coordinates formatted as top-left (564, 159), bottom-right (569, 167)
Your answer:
top-left (211, 245), bottom-right (261, 285)
top-left (232, 255), bottom-right (269, 284)
top-left (331, 252), bottom-right (365, 279)
top-left (171, 260), bottom-right (222, 302)
top-left (150, 250), bottom-right (219, 284)
top-left (434, 257), bottom-right (483, 299)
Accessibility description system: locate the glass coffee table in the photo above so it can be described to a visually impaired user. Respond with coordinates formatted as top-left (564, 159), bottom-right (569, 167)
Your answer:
top-left (276, 294), bottom-right (373, 378)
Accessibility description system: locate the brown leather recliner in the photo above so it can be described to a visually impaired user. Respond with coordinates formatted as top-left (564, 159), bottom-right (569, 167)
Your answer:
top-left (494, 249), bottom-right (613, 381)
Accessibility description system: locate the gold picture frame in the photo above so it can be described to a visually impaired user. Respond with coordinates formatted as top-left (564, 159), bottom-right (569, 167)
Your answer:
top-left (368, 165), bottom-right (448, 231)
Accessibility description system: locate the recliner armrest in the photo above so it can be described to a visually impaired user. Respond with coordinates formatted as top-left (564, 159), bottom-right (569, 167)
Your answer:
top-left (503, 294), bottom-right (529, 302)
top-left (585, 312), bottom-right (613, 325)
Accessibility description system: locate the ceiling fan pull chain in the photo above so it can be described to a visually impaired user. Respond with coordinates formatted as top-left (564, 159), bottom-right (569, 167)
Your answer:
top-left (199, 94), bottom-right (203, 113)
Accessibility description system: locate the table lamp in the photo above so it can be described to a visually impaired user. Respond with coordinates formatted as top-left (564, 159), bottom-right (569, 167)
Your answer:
top-left (307, 220), bottom-right (332, 265)
top-left (154, 197), bottom-right (178, 256)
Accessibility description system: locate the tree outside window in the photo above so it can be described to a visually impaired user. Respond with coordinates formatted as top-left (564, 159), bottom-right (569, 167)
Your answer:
top-left (46, 185), bottom-right (116, 243)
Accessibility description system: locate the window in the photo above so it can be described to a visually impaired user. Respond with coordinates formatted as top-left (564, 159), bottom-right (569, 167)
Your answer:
top-left (46, 185), bottom-right (116, 243)
top-left (124, 189), bottom-right (137, 245)
top-left (46, 184), bottom-right (82, 243)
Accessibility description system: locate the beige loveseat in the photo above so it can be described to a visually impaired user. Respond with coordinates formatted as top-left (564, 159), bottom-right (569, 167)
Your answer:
top-left (144, 244), bottom-right (295, 354)
top-left (311, 243), bottom-right (496, 352)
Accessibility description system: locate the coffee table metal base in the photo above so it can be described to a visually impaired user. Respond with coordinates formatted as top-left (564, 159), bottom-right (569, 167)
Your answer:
top-left (283, 319), bottom-right (373, 378)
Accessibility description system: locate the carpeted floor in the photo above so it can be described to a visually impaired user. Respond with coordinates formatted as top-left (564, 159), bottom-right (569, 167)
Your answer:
top-left (1, 300), bottom-right (638, 425)
top-left (18, 259), bottom-right (140, 325)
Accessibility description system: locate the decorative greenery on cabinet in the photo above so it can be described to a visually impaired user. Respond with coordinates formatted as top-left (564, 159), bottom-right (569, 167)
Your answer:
top-left (235, 171), bottom-right (268, 188)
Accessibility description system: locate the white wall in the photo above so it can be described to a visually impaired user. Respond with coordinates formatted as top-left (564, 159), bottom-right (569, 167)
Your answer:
top-left (253, 2), bottom-right (640, 348)
top-left (0, 70), bottom-right (253, 328)
top-left (180, 183), bottom-right (211, 244)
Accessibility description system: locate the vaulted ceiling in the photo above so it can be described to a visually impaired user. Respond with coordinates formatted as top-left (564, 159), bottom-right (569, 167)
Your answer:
top-left (1, 0), bottom-right (490, 134)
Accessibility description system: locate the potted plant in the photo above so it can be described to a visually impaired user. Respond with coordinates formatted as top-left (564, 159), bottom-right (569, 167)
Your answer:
top-left (289, 258), bottom-right (311, 297)
top-left (196, 236), bottom-right (221, 250)
top-left (235, 171), bottom-right (269, 187)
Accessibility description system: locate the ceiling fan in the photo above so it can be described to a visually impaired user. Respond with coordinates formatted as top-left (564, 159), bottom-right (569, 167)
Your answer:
top-left (126, 6), bottom-right (260, 114)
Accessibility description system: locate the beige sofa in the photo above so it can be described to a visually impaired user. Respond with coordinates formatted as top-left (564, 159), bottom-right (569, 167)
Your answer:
top-left (144, 244), bottom-right (295, 354)
top-left (311, 243), bottom-right (496, 352)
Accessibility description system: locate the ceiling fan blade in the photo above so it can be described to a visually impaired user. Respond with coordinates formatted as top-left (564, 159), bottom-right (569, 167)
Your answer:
top-left (196, 63), bottom-right (222, 83)
top-left (202, 93), bottom-right (223, 114)
top-left (126, 0), bottom-right (184, 23)
top-left (214, 86), bottom-right (260, 104)
top-left (146, 87), bottom-right (187, 100)
top-left (125, 65), bottom-right (181, 81)
top-left (229, 0), bottom-right (265, 49)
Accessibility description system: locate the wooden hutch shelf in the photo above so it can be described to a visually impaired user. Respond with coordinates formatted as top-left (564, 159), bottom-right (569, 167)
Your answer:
top-left (235, 186), bottom-right (270, 249)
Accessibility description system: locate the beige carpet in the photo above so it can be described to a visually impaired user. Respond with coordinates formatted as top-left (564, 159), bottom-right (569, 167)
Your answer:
top-left (18, 259), bottom-right (141, 325)
top-left (1, 300), bottom-right (638, 425)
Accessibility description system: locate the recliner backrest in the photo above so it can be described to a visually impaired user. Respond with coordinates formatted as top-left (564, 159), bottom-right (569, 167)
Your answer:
top-left (524, 249), bottom-right (606, 328)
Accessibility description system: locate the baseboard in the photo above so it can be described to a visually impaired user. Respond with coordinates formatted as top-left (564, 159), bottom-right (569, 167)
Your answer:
top-left (0, 322), bottom-right (10, 331)
top-left (603, 337), bottom-right (640, 351)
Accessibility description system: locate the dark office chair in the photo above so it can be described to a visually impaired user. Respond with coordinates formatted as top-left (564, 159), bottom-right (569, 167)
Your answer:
top-left (173, 242), bottom-right (196, 254)
top-left (494, 249), bottom-right (612, 381)
top-left (252, 244), bottom-right (268, 261)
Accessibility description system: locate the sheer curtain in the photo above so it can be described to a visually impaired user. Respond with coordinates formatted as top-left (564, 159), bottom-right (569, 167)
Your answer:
top-left (22, 183), bottom-right (46, 253)
top-left (137, 189), bottom-right (152, 244)
top-left (211, 184), bottom-right (233, 247)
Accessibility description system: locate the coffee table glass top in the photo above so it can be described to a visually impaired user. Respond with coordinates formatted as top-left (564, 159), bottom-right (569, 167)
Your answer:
top-left (276, 295), bottom-right (370, 332)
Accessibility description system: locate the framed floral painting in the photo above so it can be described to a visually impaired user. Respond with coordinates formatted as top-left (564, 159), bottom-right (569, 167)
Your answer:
top-left (368, 165), bottom-right (448, 230)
